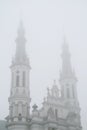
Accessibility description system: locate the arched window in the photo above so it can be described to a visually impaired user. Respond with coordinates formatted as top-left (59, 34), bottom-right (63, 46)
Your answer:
top-left (11, 72), bottom-right (14, 87)
top-left (72, 85), bottom-right (75, 98)
top-left (61, 86), bottom-right (64, 98)
top-left (67, 87), bottom-right (70, 98)
top-left (55, 109), bottom-right (58, 119)
top-left (22, 71), bottom-right (26, 87)
top-left (10, 106), bottom-right (13, 117)
top-left (47, 107), bottom-right (54, 118)
top-left (16, 75), bottom-right (19, 87)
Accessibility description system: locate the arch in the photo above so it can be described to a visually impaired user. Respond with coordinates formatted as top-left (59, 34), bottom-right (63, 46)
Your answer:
top-left (55, 109), bottom-right (58, 119)
top-left (72, 85), bottom-right (75, 98)
top-left (47, 107), bottom-right (55, 118)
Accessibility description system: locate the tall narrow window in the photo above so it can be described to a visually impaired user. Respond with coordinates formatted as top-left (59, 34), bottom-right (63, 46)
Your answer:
top-left (55, 109), bottom-right (58, 119)
top-left (61, 86), bottom-right (64, 98)
top-left (67, 88), bottom-right (70, 98)
top-left (16, 75), bottom-right (19, 87)
top-left (23, 71), bottom-right (26, 87)
top-left (10, 106), bottom-right (13, 117)
top-left (72, 85), bottom-right (75, 98)
top-left (11, 72), bottom-right (14, 87)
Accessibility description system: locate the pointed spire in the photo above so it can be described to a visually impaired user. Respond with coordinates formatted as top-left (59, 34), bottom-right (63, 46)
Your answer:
top-left (12, 20), bottom-right (29, 66)
top-left (60, 36), bottom-right (74, 79)
top-left (62, 35), bottom-right (70, 57)
top-left (17, 20), bottom-right (25, 37)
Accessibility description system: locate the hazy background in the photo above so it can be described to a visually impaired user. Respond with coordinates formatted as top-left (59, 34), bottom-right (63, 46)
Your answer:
top-left (0, 0), bottom-right (87, 129)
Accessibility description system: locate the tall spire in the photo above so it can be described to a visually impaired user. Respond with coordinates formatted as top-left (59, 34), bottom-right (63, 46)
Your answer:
top-left (60, 37), bottom-right (78, 101)
top-left (60, 37), bottom-right (75, 79)
top-left (7, 21), bottom-right (31, 130)
top-left (13, 20), bottom-right (29, 65)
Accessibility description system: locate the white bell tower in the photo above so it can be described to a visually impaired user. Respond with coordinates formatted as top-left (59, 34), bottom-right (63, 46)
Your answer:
top-left (59, 37), bottom-right (81, 126)
top-left (6, 21), bottom-right (31, 130)
top-left (60, 37), bottom-right (79, 108)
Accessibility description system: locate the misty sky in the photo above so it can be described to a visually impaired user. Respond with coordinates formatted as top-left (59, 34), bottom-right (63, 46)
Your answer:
top-left (0, 0), bottom-right (87, 129)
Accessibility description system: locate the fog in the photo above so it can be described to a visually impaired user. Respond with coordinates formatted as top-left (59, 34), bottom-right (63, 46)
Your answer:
top-left (0, 0), bottom-right (87, 129)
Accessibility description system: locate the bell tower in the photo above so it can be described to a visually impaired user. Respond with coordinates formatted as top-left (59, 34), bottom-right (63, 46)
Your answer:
top-left (60, 37), bottom-right (79, 107)
top-left (59, 37), bottom-right (82, 129)
top-left (6, 21), bottom-right (31, 130)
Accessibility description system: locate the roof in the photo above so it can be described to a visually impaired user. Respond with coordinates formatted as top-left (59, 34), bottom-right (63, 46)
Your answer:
top-left (0, 120), bottom-right (7, 130)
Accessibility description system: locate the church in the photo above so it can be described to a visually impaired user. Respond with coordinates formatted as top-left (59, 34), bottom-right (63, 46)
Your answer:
top-left (0, 21), bottom-right (82, 130)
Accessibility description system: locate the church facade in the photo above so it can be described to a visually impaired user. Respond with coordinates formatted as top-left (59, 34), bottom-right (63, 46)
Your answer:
top-left (5, 22), bottom-right (82, 130)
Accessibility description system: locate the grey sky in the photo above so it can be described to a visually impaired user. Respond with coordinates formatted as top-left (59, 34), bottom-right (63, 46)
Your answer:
top-left (0, 0), bottom-right (87, 129)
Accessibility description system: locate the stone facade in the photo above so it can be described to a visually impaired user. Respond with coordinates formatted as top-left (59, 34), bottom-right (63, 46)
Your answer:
top-left (6, 22), bottom-right (82, 130)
